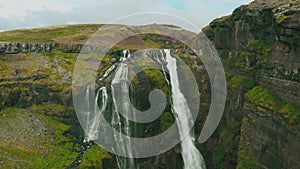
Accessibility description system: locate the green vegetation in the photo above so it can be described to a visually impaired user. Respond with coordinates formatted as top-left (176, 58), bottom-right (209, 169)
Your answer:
top-left (0, 25), bottom-right (184, 50)
top-left (112, 34), bottom-right (161, 50)
top-left (228, 60), bottom-right (245, 69)
top-left (97, 54), bottom-right (116, 80)
top-left (225, 70), bottom-right (234, 79)
top-left (0, 24), bottom-right (102, 43)
top-left (247, 40), bottom-right (274, 66)
top-left (202, 15), bottom-right (230, 32)
top-left (143, 68), bottom-right (169, 94)
top-left (246, 86), bottom-right (284, 110)
top-left (144, 69), bottom-right (165, 83)
top-left (179, 55), bottom-right (193, 66)
top-left (277, 14), bottom-right (288, 24)
top-left (212, 146), bottom-right (226, 169)
top-left (213, 15), bottom-right (231, 23)
top-left (79, 145), bottom-right (112, 169)
top-left (237, 153), bottom-right (262, 169)
top-left (41, 50), bottom-right (77, 72)
top-left (0, 106), bottom-right (79, 169)
top-left (226, 40), bottom-right (274, 70)
top-left (31, 104), bottom-right (74, 120)
top-left (245, 86), bottom-right (300, 124)
top-left (160, 112), bottom-right (174, 131)
top-left (229, 76), bottom-right (256, 89)
top-left (248, 40), bottom-right (274, 56)
top-left (218, 120), bottom-right (234, 150)
top-left (237, 116), bottom-right (263, 169)
top-left (0, 51), bottom-right (78, 110)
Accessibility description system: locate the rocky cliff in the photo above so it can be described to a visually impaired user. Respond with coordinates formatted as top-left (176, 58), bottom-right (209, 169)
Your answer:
top-left (0, 42), bottom-right (84, 54)
top-left (202, 0), bottom-right (300, 168)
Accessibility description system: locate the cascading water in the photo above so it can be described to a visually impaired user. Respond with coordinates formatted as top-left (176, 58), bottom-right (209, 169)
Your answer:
top-left (165, 49), bottom-right (206, 169)
top-left (86, 87), bottom-right (108, 141)
top-left (83, 49), bottom-right (205, 169)
top-left (154, 50), bottom-right (170, 85)
top-left (85, 85), bottom-right (90, 141)
top-left (110, 50), bottom-right (135, 169)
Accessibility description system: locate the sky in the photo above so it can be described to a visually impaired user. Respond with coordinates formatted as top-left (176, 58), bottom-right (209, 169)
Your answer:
top-left (0, 0), bottom-right (253, 32)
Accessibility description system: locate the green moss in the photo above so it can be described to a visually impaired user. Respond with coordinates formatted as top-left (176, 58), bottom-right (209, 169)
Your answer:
top-left (31, 104), bottom-right (73, 116)
top-left (248, 40), bottom-right (274, 53)
top-left (279, 103), bottom-right (300, 124)
top-left (220, 126), bottom-right (232, 145)
top-left (0, 57), bottom-right (13, 79)
top-left (245, 86), bottom-right (300, 125)
top-left (277, 14), bottom-right (288, 24)
top-left (237, 154), bottom-right (262, 169)
top-left (226, 40), bottom-right (274, 69)
top-left (212, 146), bottom-right (226, 169)
top-left (31, 107), bottom-right (78, 168)
top-left (0, 52), bottom-right (74, 97)
top-left (227, 58), bottom-right (245, 69)
top-left (41, 50), bottom-right (77, 72)
top-left (79, 145), bottom-right (112, 169)
top-left (225, 70), bottom-right (234, 79)
top-left (143, 69), bottom-right (169, 94)
top-left (160, 112), bottom-right (174, 131)
top-left (0, 107), bottom-right (79, 169)
top-left (5, 85), bottom-right (30, 92)
top-left (229, 76), bottom-right (256, 89)
top-left (0, 146), bottom-right (41, 169)
top-left (0, 107), bottom-right (20, 118)
top-left (247, 40), bottom-right (274, 65)
top-left (179, 56), bottom-right (193, 66)
top-left (245, 86), bottom-right (282, 110)
top-left (40, 51), bottom-right (55, 61)
top-left (50, 83), bottom-right (71, 92)
top-left (38, 115), bottom-right (78, 168)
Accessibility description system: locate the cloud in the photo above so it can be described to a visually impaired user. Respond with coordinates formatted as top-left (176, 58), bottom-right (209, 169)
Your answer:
top-left (0, 0), bottom-right (71, 18)
top-left (0, 0), bottom-right (254, 32)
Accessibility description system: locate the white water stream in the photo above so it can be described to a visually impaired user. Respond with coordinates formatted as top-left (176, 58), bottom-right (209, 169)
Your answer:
top-left (84, 49), bottom-right (205, 169)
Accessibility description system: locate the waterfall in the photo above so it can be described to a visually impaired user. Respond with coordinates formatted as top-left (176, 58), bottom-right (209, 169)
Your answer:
top-left (154, 50), bottom-right (170, 85)
top-left (98, 64), bottom-right (117, 81)
top-left (111, 50), bottom-right (135, 169)
top-left (83, 49), bottom-right (205, 169)
top-left (164, 49), bottom-right (206, 169)
top-left (86, 87), bottom-right (108, 141)
top-left (84, 85), bottom-right (91, 142)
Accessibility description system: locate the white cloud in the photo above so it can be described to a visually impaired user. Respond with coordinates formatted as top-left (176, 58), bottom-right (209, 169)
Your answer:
top-left (0, 0), bottom-right (254, 32)
top-left (0, 0), bottom-right (71, 18)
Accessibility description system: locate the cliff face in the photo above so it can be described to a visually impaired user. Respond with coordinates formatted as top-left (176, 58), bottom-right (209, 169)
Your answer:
top-left (0, 42), bottom-right (84, 54)
top-left (203, 0), bottom-right (300, 102)
top-left (203, 0), bottom-right (300, 168)
top-left (204, 0), bottom-right (300, 83)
